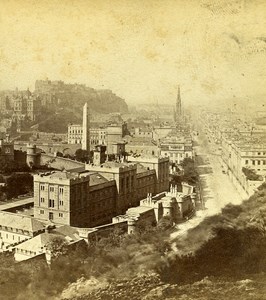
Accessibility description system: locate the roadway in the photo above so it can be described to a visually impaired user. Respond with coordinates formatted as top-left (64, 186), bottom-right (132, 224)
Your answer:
top-left (170, 130), bottom-right (245, 242)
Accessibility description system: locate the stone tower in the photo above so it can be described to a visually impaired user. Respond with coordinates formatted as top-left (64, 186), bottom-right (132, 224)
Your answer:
top-left (82, 102), bottom-right (90, 152)
top-left (26, 144), bottom-right (38, 167)
top-left (93, 145), bottom-right (107, 166)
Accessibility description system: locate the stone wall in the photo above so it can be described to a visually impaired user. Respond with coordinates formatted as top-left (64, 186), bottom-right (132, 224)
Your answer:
top-left (15, 142), bottom-right (80, 156)
top-left (40, 154), bottom-right (84, 170)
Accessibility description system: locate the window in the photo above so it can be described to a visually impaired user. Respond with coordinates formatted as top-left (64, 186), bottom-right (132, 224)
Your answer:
top-left (258, 160), bottom-right (261, 165)
top-left (264, 161), bottom-right (266, 165)
top-left (59, 200), bottom-right (64, 206)
top-left (252, 160), bottom-right (255, 165)
top-left (49, 199), bottom-right (55, 208)
top-left (245, 160), bottom-right (249, 165)
top-left (40, 197), bottom-right (45, 203)
top-left (40, 210), bottom-right (44, 214)
top-left (49, 212), bottom-right (54, 220)
top-left (59, 187), bottom-right (64, 194)
top-left (40, 185), bottom-right (45, 191)
top-left (59, 213), bottom-right (63, 217)
top-left (258, 152), bottom-right (261, 155)
top-left (49, 186), bottom-right (55, 192)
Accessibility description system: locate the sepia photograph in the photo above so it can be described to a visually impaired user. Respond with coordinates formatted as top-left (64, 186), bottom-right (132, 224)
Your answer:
top-left (0, 0), bottom-right (266, 299)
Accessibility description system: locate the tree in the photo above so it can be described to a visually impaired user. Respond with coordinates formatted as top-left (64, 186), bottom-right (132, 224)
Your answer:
top-left (46, 236), bottom-right (68, 260)
top-left (75, 149), bottom-right (88, 162)
top-left (5, 173), bottom-right (33, 199)
top-left (0, 157), bottom-right (17, 174)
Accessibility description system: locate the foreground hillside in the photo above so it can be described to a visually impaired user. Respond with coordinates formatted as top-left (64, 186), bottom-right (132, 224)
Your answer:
top-left (61, 183), bottom-right (266, 300)
top-left (0, 184), bottom-right (266, 299)
top-left (62, 273), bottom-right (266, 300)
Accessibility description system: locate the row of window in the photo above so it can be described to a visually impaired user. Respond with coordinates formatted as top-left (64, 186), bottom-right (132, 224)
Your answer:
top-left (0, 232), bottom-right (24, 242)
top-left (40, 198), bottom-right (64, 207)
top-left (0, 226), bottom-right (29, 235)
top-left (40, 185), bottom-right (64, 194)
top-left (245, 160), bottom-right (266, 165)
top-left (39, 210), bottom-right (64, 218)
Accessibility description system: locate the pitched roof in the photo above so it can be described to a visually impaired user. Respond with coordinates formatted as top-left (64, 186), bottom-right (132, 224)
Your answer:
top-left (15, 225), bottom-right (81, 253)
top-left (89, 173), bottom-right (109, 186)
top-left (0, 211), bottom-right (45, 232)
top-left (136, 163), bottom-right (149, 174)
top-left (49, 171), bottom-right (77, 180)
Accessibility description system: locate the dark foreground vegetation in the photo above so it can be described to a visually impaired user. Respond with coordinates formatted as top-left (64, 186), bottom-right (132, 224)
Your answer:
top-left (1, 184), bottom-right (266, 299)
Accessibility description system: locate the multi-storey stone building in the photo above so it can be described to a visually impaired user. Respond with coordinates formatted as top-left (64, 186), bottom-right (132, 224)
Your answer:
top-left (159, 135), bottom-right (193, 164)
top-left (67, 122), bottom-right (127, 153)
top-left (12, 90), bottom-right (41, 121)
top-left (0, 211), bottom-right (45, 251)
top-left (33, 154), bottom-right (170, 227)
top-left (68, 124), bottom-right (106, 146)
top-left (33, 170), bottom-right (117, 228)
top-left (127, 155), bottom-right (169, 194)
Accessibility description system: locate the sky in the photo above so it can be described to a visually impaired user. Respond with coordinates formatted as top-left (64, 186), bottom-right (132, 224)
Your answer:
top-left (0, 0), bottom-right (266, 106)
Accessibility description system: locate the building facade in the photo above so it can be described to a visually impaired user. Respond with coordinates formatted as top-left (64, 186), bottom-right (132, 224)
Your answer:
top-left (68, 124), bottom-right (106, 146)
top-left (33, 154), bottom-right (170, 227)
top-left (159, 135), bottom-right (193, 164)
top-left (0, 211), bottom-right (45, 251)
top-left (0, 135), bottom-right (14, 160)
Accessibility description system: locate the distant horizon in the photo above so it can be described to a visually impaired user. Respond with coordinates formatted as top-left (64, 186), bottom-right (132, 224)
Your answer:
top-left (1, 77), bottom-right (266, 109)
top-left (1, 0), bottom-right (266, 107)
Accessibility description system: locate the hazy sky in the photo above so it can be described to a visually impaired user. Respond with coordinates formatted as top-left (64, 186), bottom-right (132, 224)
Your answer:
top-left (0, 0), bottom-right (266, 106)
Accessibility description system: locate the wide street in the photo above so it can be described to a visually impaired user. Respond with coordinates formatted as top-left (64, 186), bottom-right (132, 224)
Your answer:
top-left (170, 129), bottom-right (245, 241)
top-left (195, 131), bottom-right (244, 214)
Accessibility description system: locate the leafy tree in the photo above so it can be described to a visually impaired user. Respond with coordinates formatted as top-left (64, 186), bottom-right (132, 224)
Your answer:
top-left (46, 236), bottom-right (69, 260)
top-left (5, 173), bottom-right (33, 199)
top-left (0, 157), bottom-right (17, 174)
top-left (75, 149), bottom-right (88, 162)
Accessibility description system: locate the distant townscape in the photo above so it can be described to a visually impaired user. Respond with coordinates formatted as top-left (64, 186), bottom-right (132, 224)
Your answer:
top-left (0, 80), bottom-right (266, 299)
top-left (0, 81), bottom-right (198, 258)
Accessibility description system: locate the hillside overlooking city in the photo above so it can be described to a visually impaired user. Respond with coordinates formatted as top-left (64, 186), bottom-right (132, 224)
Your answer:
top-left (0, 0), bottom-right (266, 299)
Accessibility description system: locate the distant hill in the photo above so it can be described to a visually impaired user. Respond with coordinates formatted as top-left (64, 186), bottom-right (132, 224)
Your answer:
top-left (29, 80), bottom-right (129, 133)
top-left (35, 79), bottom-right (128, 114)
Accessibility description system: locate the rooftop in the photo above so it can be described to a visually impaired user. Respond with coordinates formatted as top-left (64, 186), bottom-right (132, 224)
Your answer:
top-left (89, 173), bottom-right (109, 186)
top-left (15, 225), bottom-right (81, 253)
top-left (0, 211), bottom-right (45, 232)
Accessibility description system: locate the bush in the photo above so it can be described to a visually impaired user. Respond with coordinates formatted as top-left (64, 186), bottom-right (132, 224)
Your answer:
top-left (5, 173), bottom-right (33, 199)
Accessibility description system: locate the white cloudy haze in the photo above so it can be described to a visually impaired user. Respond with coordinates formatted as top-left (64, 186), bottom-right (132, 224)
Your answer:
top-left (0, 0), bottom-right (265, 106)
